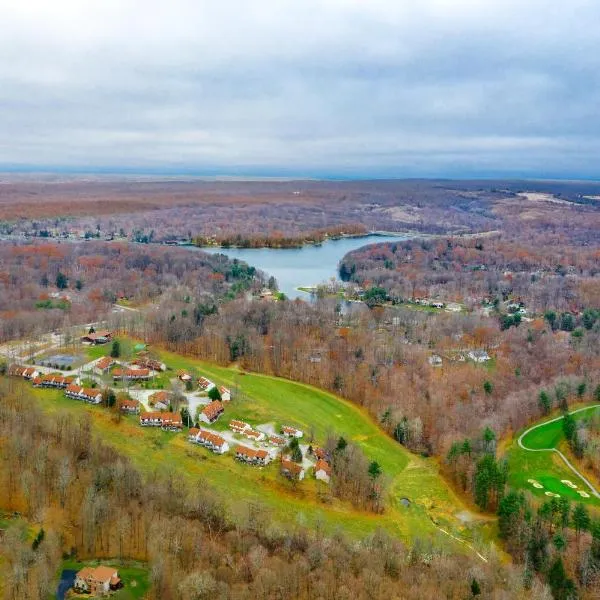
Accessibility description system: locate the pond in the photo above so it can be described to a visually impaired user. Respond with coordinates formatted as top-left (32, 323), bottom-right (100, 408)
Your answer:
top-left (56, 569), bottom-right (76, 600)
top-left (199, 234), bottom-right (407, 299)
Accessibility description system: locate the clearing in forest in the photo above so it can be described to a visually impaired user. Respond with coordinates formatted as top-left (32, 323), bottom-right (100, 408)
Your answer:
top-left (23, 340), bottom-right (497, 557)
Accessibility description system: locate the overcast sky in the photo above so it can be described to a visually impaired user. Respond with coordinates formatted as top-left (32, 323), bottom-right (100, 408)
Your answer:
top-left (1, 0), bottom-right (599, 178)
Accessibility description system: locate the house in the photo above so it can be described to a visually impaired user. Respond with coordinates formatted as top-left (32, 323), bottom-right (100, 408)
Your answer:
top-left (139, 411), bottom-right (182, 430)
top-left (219, 386), bottom-right (231, 401)
top-left (148, 390), bottom-right (171, 410)
top-left (314, 447), bottom-right (329, 461)
top-left (192, 429), bottom-right (230, 454)
top-left (81, 330), bottom-right (112, 345)
top-left (178, 370), bottom-right (192, 382)
top-left (269, 435), bottom-right (286, 447)
top-left (74, 566), bottom-right (121, 595)
top-left (244, 429), bottom-right (265, 442)
top-left (65, 384), bottom-right (102, 404)
top-left (468, 350), bottom-right (491, 363)
top-left (132, 357), bottom-right (166, 372)
top-left (94, 356), bottom-right (115, 375)
top-left (281, 425), bottom-right (303, 439)
top-left (235, 445), bottom-right (270, 466)
top-left (280, 458), bottom-right (305, 480)
top-left (198, 376), bottom-right (216, 392)
top-left (315, 459), bottom-right (332, 482)
top-left (428, 354), bottom-right (443, 367)
top-left (112, 367), bottom-right (151, 381)
top-left (119, 398), bottom-right (140, 414)
top-left (229, 419), bottom-right (251, 434)
top-left (199, 400), bottom-right (224, 424)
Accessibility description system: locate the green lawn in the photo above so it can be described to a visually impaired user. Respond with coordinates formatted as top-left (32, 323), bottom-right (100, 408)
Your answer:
top-left (30, 339), bottom-right (497, 554)
top-left (60, 560), bottom-right (149, 599)
top-left (505, 406), bottom-right (600, 508)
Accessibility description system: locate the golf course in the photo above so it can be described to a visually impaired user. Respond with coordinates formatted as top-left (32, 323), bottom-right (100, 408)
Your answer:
top-left (506, 404), bottom-right (600, 507)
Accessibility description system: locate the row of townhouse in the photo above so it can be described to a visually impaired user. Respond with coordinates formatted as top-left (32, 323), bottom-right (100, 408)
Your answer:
top-left (235, 445), bottom-right (271, 466)
top-left (227, 420), bottom-right (266, 442)
top-left (33, 374), bottom-right (75, 389)
top-left (8, 365), bottom-right (39, 380)
top-left (112, 367), bottom-right (151, 381)
top-left (139, 411), bottom-right (183, 430)
top-left (188, 428), bottom-right (229, 454)
top-left (65, 384), bottom-right (103, 404)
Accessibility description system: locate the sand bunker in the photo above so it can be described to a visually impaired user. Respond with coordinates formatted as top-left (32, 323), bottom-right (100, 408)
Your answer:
top-left (545, 491), bottom-right (560, 498)
top-left (528, 479), bottom-right (544, 489)
top-left (560, 480), bottom-right (578, 489)
top-left (577, 491), bottom-right (590, 498)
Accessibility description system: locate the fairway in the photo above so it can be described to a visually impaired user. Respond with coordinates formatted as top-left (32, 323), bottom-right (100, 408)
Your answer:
top-left (506, 405), bottom-right (600, 507)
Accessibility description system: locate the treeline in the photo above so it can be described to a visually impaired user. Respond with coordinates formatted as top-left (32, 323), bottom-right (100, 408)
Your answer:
top-left (119, 292), bottom-right (600, 456)
top-left (0, 382), bottom-right (543, 600)
top-left (0, 241), bottom-right (263, 342)
top-left (193, 223), bottom-right (367, 249)
top-left (340, 234), bottom-right (600, 312)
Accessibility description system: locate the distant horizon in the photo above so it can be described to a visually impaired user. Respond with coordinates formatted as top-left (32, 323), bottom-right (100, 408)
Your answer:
top-left (1, 165), bottom-right (599, 184)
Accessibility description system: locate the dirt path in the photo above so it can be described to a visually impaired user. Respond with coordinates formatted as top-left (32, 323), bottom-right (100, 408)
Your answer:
top-left (517, 405), bottom-right (600, 500)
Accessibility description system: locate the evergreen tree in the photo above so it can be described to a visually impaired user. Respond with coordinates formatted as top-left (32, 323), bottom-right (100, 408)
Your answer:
top-left (368, 461), bottom-right (382, 479)
top-left (56, 271), bottom-right (68, 289)
top-left (110, 339), bottom-right (121, 358)
top-left (572, 503), bottom-right (590, 541)
top-left (208, 386), bottom-right (222, 401)
top-left (538, 390), bottom-right (551, 415)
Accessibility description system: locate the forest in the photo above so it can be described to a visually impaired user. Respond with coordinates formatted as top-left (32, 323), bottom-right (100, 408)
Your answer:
top-left (1, 177), bottom-right (600, 598)
top-left (0, 241), bottom-right (263, 343)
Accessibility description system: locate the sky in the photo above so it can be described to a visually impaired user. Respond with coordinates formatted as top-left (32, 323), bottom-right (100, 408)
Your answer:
top-left (1, 0), bottom-right (600, 178)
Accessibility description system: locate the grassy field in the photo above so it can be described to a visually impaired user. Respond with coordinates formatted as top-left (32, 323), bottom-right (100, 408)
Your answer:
top-left (59, 560), bottom-right (149, 599)
top-left (27, 339), bottom-right (497, 556)
top-left (505, 405), bottom-right (600, 508)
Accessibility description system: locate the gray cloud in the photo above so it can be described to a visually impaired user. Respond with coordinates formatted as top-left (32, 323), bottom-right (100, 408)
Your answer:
top-left (1, 0), bottom-right (600, 177)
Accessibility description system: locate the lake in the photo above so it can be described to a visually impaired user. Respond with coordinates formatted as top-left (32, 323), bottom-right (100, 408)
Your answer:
top-left (200, 234), bottom-right (406, 299)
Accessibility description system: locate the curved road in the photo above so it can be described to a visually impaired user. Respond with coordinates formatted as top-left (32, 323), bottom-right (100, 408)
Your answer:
top-left (517, 405), bottom-right (600, 500)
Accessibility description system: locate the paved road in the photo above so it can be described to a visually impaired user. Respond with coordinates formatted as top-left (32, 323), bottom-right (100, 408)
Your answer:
top-left (517, 405), bottom-right (600, 500)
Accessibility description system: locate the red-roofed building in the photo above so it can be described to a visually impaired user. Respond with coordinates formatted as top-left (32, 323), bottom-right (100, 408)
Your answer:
top-left (198, 376), bottom-right (216, 392)
top-left (191, 429), bottom-right (230, 454)
top-left (112, 367), bottom-right (151, 381)
top-left (281, 458), bottom-right (305, 480)
top-left (235, 445), bottom-right (270, 466)
top-left (200, 401), bottom-right (224, 424)
top-left (119, 398), bottom-right (140, 414)
top-left (139, 411), bottom-right (182, 430)
top-left (315, 459), bottom-right (332, 482)
top-left (94, 356), bottom-right (115, 375)
top-left (281, 425), bottom-right (303, 439)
